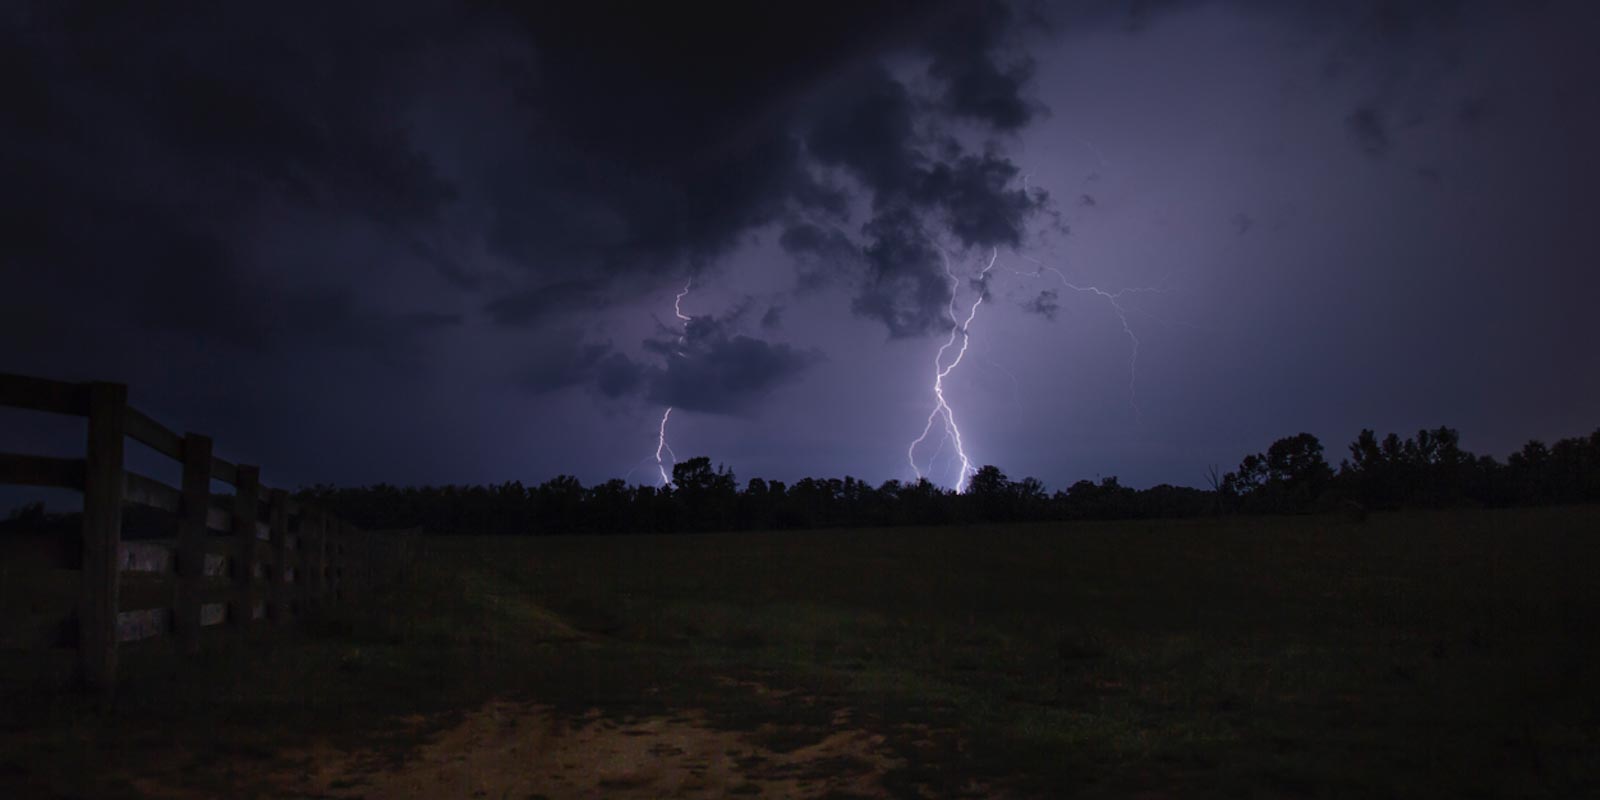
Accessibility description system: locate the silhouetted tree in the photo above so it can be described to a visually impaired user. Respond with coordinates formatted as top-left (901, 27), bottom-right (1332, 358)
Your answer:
top-left (672, 457), bottom-right (738, 531)
top-left (968, 465), bottom-right (1012, 521)
top-left (1224, 433), bottom-right (1331, 513)
top-left (289, 424), bottom-right (1600, 535)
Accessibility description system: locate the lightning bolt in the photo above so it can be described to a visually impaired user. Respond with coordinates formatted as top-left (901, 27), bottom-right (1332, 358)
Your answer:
top-left (653, 280), bottom-right (694, 486)
top-left (674, 280), bottom-right (694, 330)
top-left (907, 248), bottom-right (998, 493)
top-left (654, 407), bottom-right (678, 486)
top-left (1017, 257), bottom-right (1170, 423)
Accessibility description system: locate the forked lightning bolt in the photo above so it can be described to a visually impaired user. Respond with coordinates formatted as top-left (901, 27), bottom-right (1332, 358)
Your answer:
top-left (907, 248), bottom-right (998, 493)
top-left (654, 280), bottom-right (694, 486)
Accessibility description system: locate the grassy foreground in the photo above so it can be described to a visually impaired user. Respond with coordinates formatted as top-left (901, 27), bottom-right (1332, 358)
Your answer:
top-left (2, 507), bottom-right (1598, 797)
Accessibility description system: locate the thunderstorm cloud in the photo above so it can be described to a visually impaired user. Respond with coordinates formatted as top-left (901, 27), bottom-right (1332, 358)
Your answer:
top-left (642, 312), bottom-right (823, 415)
top-left (2, 0), bottom-right (1595, 492)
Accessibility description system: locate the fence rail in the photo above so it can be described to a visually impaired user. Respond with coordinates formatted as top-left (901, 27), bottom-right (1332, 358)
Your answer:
top-left (0, 371), bottom-right (415, 692)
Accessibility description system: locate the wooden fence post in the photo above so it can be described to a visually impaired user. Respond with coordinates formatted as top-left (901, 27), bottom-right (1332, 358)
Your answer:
top-left (310, 512), bottom-right (328, 605)
top-left (333, 521), bottom-right (348, 601)
top-left (326, 520), bottom-right (340, 604)
top-left (232, 466), bottom-right (260, 633)
top-left (175, 433), bottom-right (212, 655)
top-left (361, 529), bottom-right (374, 593)
top-left (359, 529), bottom-right (372, 594)
top-left (268, 489), bottom-right (290, 625)
top-left (79, 381), bottom-right (126, 693)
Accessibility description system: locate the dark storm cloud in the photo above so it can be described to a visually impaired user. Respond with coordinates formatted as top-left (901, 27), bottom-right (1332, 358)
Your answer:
top-left (925, 2), bottom-right (1041, 130)
top-left (761, 306), bottom-right (785, 331)
top-left (779, 223), bottom-right (859, 261)
top-left (795, 57), bottom-right (1049, 335)
top-left (516, 336), bottom-right (660, 400)
top-left (5, 0), bottom-right (1054, 375)
top-left (518, 340), bottom-right (613, 396)
top-left (804, 63), bottom-right (923, 193)
top-left (914, 153), bottom-right (1043, 249)
top-left (0, 0), bottom-right (1062, 500)
top-left (409, 240), bottom-right (480, 289)
top-left (1456, 97), bottom-right (1490, 127)
top-left (468, 0), bottom-right (915, 272)
top-left (0, 4), bottom-right (456, 227)
top-left (470, 0), bottom-right (1052, 340)
top-left (844, 147), bottom-right (1042, 339)
top-left (519, 307), bottom-right (821, 415)
top-left (477, 127), bottom-right (826, 281)
top-left (646, 336), bottom-right (822, 417)
top-left (2, 0), bottom-right (1596, 499)
top-left (1105, 1), bottom-right (1528, 167)
top-left (0, 2), bottom-right (463, 374)
top-left (635, 312), bottom-right (822, 415)
top-left (484, 280), bottom-right (612, 327)
top-left (417, 1), bottom-right (1048, 343)
top-left (1022, 289), bottom-right (1061, 321)
top-left (1352, 0), bottom-right (1466, 42)
top-left (594, 352), bottom-right (643, 399)
top-left (1117, 0), bottom-right (1190, 33)
top-left (852, 209), bottom-right (952, 337)
top-left (779, 222), bottom-right (862, 290)
top-left (1346, 105), bottom-right (1390, 157)
top-left (138, 258), bottom-right (463, 360)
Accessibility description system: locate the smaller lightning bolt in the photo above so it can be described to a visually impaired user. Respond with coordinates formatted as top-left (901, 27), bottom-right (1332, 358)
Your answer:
top-left (654, 279), bottom-right (695, 486)
top-left (908, 247), bottom-right (998, 493)
top-left (979, 346), bottom-right (1023, 408)
top-left (1017, 257), bottom-right (1169, 422)
top-left (674, 281), bottom-right (693, 324)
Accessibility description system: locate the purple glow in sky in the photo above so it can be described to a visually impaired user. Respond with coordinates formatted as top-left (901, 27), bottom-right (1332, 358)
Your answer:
top-left (3, 1), bottom-right (1597, 498)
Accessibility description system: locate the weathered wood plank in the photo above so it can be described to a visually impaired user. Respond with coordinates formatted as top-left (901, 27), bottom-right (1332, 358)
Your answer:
top-left (0, 452), bottom-right (85, 489)
top-left (175, 433), bottom-right (210, 655)
top-left (209, 456), bottom-right (237, 486)
top-left (203, 553), bottom-right (227, 578)
top-left (0, 372), bottom-right (90, 417)
top-left (116, 607), bottom-right (171, 643)
top-left (231, 465), bottom-right (260, 634)
top-left (205, 505), bottom-right (231, 533)
top-left (326, 520), bottom-right (343, 602)
top-left (124, 407), bottom-right (182, 460)
top-left (268, 489), bottom-right (291, 625)
top-left (199, 603), bottom-right (227, 627)
top-left (80, 382), bottom-right (126, 692)
top-left (118, 540), bottom-right (174, 573)
top-left (305, 512), bottom-right (327, 604)
top-left (123, 471), bottom-right (180, 513)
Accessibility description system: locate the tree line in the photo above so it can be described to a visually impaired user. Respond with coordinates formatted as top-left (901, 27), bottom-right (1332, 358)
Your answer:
top-left (282, 426), bottom-right (1600, 535)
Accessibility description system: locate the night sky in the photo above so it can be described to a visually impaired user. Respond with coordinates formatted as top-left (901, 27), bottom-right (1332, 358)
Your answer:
top-left (4, 1), bottom-right (1598, 497)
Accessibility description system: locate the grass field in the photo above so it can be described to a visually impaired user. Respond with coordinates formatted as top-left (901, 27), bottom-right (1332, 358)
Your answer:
top-left (3, 507), bottom-right (1599, 797)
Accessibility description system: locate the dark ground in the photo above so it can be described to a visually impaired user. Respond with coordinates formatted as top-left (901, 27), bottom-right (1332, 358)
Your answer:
top-left (2, 507), bottom-right (1597, 797)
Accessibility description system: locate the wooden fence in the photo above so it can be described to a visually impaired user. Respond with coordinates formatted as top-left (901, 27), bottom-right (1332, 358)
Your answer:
top-left (0, 371), bottom-right (414, 692)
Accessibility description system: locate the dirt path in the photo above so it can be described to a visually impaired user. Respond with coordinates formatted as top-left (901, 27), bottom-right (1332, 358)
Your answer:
top-left (126, 687), bottom-right (982, 799)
